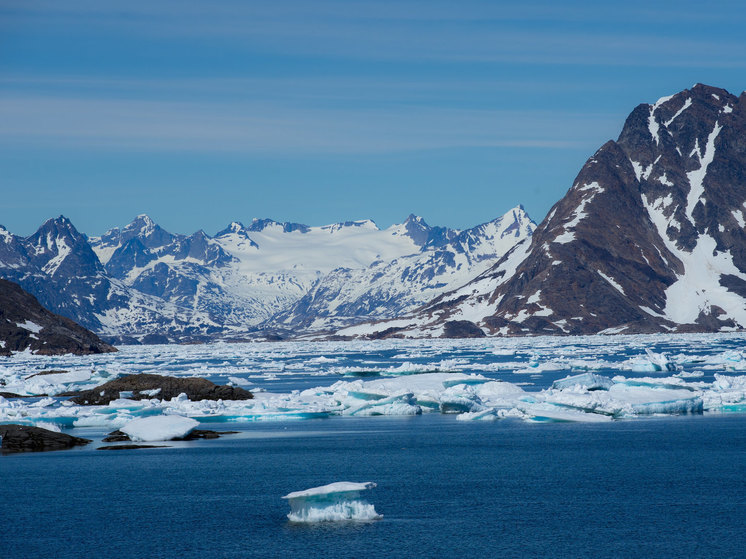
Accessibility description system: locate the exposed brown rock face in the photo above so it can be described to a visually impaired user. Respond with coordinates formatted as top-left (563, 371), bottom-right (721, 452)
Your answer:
top-left (0, 279), bottom-right (117, 356)
top-left (361, 84), bottom-right (746, 337)
top-left (69, 373), bottom-right (253, 405)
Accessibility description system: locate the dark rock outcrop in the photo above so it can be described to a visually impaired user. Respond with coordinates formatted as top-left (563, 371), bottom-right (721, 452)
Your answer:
top-left (69, 373), bottom-right (253, 405)
top-left (442, 320), bottom-right (486, 338)
top-left (0, 279), bottom-right (116, 356)
top-left (0, 424), bottom-right (91, 453)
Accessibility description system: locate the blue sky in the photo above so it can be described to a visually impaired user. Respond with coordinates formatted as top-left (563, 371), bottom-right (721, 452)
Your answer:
top-left (2, 0), bottom-right (745, 236)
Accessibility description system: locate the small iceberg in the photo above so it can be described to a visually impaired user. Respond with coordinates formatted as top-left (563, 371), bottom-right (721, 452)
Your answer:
top-left (120, 415), bottom-right (199, 442)
top-left (282, 481), bottom-right (382, 522)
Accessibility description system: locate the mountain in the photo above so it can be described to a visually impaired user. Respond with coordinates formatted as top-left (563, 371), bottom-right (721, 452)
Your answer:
top-left (0, 278), bottom-right (115, 356)
top-left (274, 207), bottom-right (535, 332)
top-left (340, 84), bottom-right (746, 338)
top-left (1, 216), bottom-right (118, 331)
top-left (0, 217), bottom-right (221, 344)
top-left (0, 209), bottom-right (533, 342)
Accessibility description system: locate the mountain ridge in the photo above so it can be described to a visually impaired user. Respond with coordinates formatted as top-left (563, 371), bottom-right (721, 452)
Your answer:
top-left (340, 83), bottom-right (746, 338)
top-left (0, 207), bottom-right (534, 342)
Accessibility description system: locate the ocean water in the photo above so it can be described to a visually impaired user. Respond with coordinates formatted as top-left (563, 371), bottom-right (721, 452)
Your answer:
top-left (2, 414), bottom-right (746, 558)
top-left (2, 335), bottom-right (746, 557)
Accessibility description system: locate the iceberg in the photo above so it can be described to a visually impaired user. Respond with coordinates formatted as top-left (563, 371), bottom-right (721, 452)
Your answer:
top-left (282, 482), bottom-right (382, 522)
top-left (120, 415), bottom-right (199, 442)
top-left (625, 349), bottom-right (679, 372)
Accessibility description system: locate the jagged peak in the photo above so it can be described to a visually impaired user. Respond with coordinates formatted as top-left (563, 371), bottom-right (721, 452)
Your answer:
top-left (400, 214), bottom-right (432, 246)
top-left (690, 83), bottom-right (734, 98)
top-left (461, 206), bottom-right (536, 240)
top-left (0, 224), bottom-right (16, 243)
top-left (188, 229), bottom-right (210, 240)
top-left (404, 213), bottom-right (428, 225)
top-left (42, 215), bottom-right (73, 227)
top-left (124, 214), bottom-right (158, 235)
top-left (32, 215), bottom-right (83, 240)
top-left (504, 204), bottom-right (530, 219)
top-left (647, 85), bottom-right (737, 134)
top-left (215, 221), bottom-right (253, 239)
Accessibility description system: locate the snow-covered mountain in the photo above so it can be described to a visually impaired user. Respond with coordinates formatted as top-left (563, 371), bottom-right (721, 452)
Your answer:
top-left (0, 217), bottom-right (221, 344)
top-left (0, 208), bottom-right (534, 342)
top-left (90, 215), bottom-right (430, 331)
top-left (341, 84), bottom-right (746, 338)
top-left (274, 207), bottom-right (535, 331)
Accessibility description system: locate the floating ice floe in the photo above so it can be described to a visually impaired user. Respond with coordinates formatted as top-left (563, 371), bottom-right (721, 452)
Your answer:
top-left (552, 373), bottom-right (615, 391)
top-left (120, 415), bottom-right (199, 442)
top-left (282, 482), bottom-right (382, 522)
top-left (0, 370), bottom-right (740, 428)
top-left (4, 337), bottom-right (746, 429)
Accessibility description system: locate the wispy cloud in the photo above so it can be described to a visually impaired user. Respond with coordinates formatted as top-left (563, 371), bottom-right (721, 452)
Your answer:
top-left (5, 1), bottom-right (746, 68)
top-left (0, 92), bottom-right (613, 154)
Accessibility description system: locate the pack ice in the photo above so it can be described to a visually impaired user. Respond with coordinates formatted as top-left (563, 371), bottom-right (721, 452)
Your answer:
top-left (282, 482), bottom-right (381, 522)
top-left (2, 336), bottom-right (746, 430)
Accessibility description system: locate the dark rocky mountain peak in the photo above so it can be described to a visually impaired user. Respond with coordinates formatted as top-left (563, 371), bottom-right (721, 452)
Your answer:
top-left (122, 214), bottom-right (178, 250)
top-left (95, 214), bottom-right (178, 252)
top-left (29, 216), bottom-right (84, 246)
top-left (398, 214), bottom-right (432, 246)
top-left (367, 84), bottom-right (746, 337)
top-left (25, 216), bottom-right (104, 278)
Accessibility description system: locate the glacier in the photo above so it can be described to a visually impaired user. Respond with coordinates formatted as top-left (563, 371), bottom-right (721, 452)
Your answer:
top-left (282, 482), bottom-right (382, 522)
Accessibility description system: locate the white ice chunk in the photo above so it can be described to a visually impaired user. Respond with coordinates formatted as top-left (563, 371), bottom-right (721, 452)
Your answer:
top-left (14, 368), bottom-right (94, 396)
top-left (283, 482), bottom-right (382, 522)
top-left (521, 403), bottom-right (613, 423)
top-left (456, 408), bottom-right (499, 421)
top-left (623, 350), bottom-right (678, 372)
top-left (607, 384), bottom-right (702, 415)
top-left (120, 415), bottom-right (199, 442)
top-left (644, 349), bottom-right (678, 372)
top-left (552, 373), bottom-right (614, 391)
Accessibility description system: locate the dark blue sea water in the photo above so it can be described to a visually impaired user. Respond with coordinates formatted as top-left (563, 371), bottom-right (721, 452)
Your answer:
top-left (3, 413), bottom-right (746, 558)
